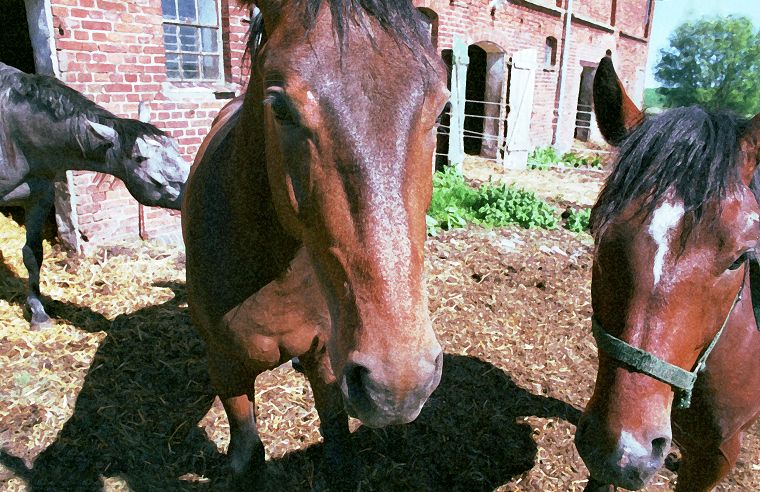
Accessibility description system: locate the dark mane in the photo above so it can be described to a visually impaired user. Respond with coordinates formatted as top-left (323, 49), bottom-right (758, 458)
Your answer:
top-left (0, 63), bottom-right (165, 151)
top-left (243, 0), bottom-right (429, 59)
top-left (592, 106), bottom-right (747, 238)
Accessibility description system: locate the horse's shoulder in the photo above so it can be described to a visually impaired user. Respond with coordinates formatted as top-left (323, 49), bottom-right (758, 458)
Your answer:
top-left (184, 98), bottom-right (300, 321)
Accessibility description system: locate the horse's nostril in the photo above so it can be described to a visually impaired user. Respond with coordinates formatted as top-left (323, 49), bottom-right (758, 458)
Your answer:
top-left (651, 436), bottom-right (670, 459)
top-left (434, 350), bottom-right (443, 369)
top-left (344, 362), bottom-right (370, 402)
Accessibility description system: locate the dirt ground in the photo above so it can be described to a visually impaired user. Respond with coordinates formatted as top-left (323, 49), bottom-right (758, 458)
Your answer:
top-left (0, 163), bottom-right (758, 491)
top-left (461, 156), bottom-right (606, 208)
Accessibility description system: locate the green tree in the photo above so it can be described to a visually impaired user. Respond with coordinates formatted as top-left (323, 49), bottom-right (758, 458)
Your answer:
top-left (655, 16), bottom-right (760, 115)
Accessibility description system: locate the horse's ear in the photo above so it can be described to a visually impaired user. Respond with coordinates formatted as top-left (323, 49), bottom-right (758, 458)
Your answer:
top-left (593, 54), bottom-right (644, 146)
top-left (85, 119), bottom-right (118, 148)
top-left (739, 113), bottom-right (760, 185)
top-left (243, 1), bottom-right (283, 34)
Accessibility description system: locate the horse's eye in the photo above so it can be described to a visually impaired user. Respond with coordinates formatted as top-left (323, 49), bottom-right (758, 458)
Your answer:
top-left (265, 92), bottom-right (296, 125)
top-left (272, 99), bottom-right (292, 122)
top-left (134, 156), bottom-right (149, 164)
top-left (728, 252), bottom-right (748, 271)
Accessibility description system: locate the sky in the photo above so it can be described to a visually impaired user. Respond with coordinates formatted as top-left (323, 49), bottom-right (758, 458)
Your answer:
top-left (645, 0), bottom-right (760, 87)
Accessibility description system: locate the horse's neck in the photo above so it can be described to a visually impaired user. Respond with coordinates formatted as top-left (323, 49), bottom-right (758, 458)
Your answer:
top-left (228, 95), bottom-right (301, 250)
top-left (58, 122), bottom-right (126, 178)
top-left (227, 97), bottom-right (269, 204)
top-left (13, 110), bottom-right (121, 177)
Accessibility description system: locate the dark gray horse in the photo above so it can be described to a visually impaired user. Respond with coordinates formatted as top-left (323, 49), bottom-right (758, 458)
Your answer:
top-left (0, 62), bottom-right (189, 329)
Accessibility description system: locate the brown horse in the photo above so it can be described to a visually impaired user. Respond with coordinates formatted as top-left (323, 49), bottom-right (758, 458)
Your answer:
top-left (575, 55), bottom-right (760, 491)
top-left (182, 0), bottom-right (448, 486)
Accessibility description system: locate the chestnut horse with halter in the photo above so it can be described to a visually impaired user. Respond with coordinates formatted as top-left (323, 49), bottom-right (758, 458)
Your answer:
top-left (575, 55), bottom-right (760, 490)
top-left (182, 0), bottom-right (448, 486)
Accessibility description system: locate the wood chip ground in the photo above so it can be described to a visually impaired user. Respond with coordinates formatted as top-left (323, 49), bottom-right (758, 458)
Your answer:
top-left (0, 164), bottom-right (757, 491)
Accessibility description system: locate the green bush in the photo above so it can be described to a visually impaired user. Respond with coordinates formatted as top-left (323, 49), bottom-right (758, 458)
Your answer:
top-left (527, 146), bottom-right (603, 169)
top-left (564, 207), bottom-right (592, 233)
top-left (527, 146), bottom-right (560, 169)
top-left (560, 151), bottom-right (603, 169)
top-left (427, 168), bottom-right (558, 234)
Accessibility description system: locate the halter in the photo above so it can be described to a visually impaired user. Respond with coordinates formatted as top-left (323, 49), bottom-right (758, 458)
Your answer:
top-left (591, 260), bottom-right (748, 410)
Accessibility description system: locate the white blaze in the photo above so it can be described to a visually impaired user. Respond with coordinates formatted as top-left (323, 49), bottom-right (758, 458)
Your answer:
top-left (618, 430), bottom-right (648, 460)
top-left (647, 201), bottom-right (684, 286)
top-left (748, 211), bottom-right (759, 228)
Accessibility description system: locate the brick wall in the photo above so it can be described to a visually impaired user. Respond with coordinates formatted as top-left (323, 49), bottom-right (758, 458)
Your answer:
top-left (414, 0), bottom-right (651, 148)
top-left (49, 0), bottom-right (249, 250)
top-left (46, 0), bottom-right (650, 249)
top-left (574, 0), bottom-right (614, 26)
top-left (616, 0), bottom-right (653, 40)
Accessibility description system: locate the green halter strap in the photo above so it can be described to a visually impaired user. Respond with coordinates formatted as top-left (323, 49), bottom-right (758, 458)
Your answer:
top-left (592, 261), bottom-right (747, 410)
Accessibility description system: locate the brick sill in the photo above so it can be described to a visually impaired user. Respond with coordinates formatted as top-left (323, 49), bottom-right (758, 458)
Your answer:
top-left (161, 81), bottom-right (241, 101)
top-left (620, 30), bottom-right (649, 43)
top-left (512, 0), bottom-right (564, 16)
top-left (571, 13), bottom-right (615, 32)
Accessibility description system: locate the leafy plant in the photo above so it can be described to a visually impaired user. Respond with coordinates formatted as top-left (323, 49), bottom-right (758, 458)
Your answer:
top-left (644, 87), bottom-right (668, 110)
top-left (527, 146), bottom-right (560, 169)
top-left (564, 207), bottom-right (592, 233)
top-left (427, 167), bottom-right (558, 234)
top-left (528, 147), bottom-right (603, 169)
top-left (560, 152), bottom-right (602, 169)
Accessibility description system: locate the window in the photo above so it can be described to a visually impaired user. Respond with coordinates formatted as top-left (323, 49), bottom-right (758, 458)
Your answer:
top-left (417, 8), bottom-right (439, 49)
top-left (544, 37), bottom-right (557, 68)
top-left (161, 0), bottom-right (222, 80)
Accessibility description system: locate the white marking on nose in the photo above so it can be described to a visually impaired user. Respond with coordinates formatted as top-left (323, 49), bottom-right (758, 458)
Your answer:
top-left (648, 201), bottom-right (684, 286)
top-left (306, 91), bottom-right (315, 101)
top-left (619, 431), bottom-right (648, 460)
top-left (747, 212), bottom-right (759, 228)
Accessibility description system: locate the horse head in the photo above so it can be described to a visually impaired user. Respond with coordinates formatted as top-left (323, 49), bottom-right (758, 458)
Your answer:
top-left (246, 0), bottom-right (449, 427)
top-left (86, 119), bottom-right (189, 210)
top-left (575, 55), bottom-right (760, 489)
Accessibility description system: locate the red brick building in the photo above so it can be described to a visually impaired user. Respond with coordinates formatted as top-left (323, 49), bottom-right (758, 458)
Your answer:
top-left (3, 0), bottom-right (651, 249)
top-left (418, 0), bottom-right (653, 165)
top-left (4, 0), bottom-right (251, 251)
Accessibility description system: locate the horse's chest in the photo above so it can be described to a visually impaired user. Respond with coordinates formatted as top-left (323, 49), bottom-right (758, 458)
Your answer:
top-left (219, 248), bottom-right (330, 368)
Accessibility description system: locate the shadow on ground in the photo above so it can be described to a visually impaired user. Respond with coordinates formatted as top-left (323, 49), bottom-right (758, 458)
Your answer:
top-left (263, 353), bottom-right (581, 491)
top-left (0, 272), bottom-right (225, 491)
top-left (1, 259), bottom-right (580, 491)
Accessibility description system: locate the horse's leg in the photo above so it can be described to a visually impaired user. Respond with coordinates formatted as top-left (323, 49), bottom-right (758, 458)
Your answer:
top-left (22, 184), bottom-right (54, 329)
top-left (299, 344), bottom-right (355, 485)
top-left (675, 434), bottom-right (739, 492)
top-left (222, 394), bottom-right (266, 488)
top-left (208, 352), bottom-right (266, 490)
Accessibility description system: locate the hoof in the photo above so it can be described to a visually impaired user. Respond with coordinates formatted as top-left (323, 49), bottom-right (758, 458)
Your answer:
top-left (30, 317), bottom-right (54, 331)
top-left (228, 439), bottom-right (266, 491)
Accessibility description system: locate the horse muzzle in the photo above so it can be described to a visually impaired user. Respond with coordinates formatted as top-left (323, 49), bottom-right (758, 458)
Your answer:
top-left (575, 412), bottom-right (671, 490)
top-left (339, 347), bottom-right (443, 428)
